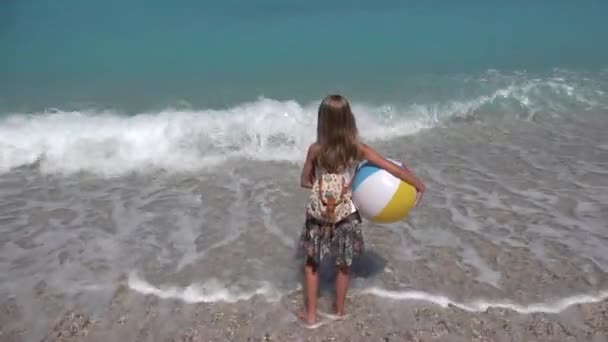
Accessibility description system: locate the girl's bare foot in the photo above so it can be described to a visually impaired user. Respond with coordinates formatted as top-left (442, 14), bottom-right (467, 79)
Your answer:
top-left (295, 310), bottom-right (331, 329)
top-left (298, 310), bottom-right (316, 326)
top-left (332, 302), bottom-right (344, 316)
top-left (315, 304), bottom-right (349, 321)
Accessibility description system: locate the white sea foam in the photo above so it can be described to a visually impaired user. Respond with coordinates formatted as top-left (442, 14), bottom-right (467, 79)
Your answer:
top-left (128, 270), bottom-right (608, 314)
top-left (361, 287), bottom-right (608, 314)
top-left (0, 99), bottom-right (434, 175)
top-left (127, 272), bottom-right (282, 303)
top-left (0, 70), bottom-right (606, 176)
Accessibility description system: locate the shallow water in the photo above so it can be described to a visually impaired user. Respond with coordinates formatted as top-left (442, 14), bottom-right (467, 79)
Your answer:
top-left (1, 111), bottom-right (607, 339)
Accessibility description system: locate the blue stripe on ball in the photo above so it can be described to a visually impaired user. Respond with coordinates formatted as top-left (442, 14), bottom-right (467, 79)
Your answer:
top-left (351, 161), bottom-right (379, 192)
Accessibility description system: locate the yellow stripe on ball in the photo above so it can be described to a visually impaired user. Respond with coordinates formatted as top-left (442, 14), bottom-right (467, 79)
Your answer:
top-left (371, 180), bottom-right (417, 223)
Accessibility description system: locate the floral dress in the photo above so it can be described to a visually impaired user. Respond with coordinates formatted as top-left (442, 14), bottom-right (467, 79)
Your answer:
top-left (299, 211), bottom-right (365, 268)
top-left (299, 164), bottom-right (365, 268)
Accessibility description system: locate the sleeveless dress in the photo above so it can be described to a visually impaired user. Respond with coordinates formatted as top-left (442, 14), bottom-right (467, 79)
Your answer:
top-left (298, 163), bottom-right (364, 268)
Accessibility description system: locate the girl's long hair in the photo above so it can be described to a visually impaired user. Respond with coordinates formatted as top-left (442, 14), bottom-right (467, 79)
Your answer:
top-left (316, 94), bottom-right (362, 172)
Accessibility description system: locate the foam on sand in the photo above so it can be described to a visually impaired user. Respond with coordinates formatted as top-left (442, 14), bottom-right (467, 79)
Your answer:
top-left (361, 287), bottom-right (608, 314)
top-left (127, 272), bottom-right (283, 303)
top-left (128, 269), bottom-right (608, 315)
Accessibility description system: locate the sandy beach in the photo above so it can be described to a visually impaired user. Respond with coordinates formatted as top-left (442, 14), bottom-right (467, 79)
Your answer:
top-left (2, 285), bottom-right (606, 341)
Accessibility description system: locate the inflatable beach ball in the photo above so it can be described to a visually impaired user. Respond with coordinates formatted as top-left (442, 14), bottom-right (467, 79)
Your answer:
top-left (351, 159), bottom-right (417, 223)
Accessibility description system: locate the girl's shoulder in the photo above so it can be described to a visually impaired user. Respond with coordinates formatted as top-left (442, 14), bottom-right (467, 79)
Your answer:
top-left (309, 142), bottom-right (323, 154)
top-left (307, 142), bottom-right (322, 161)
top-left (305, 142), bottom-right (323, 165)
top-left (357, 142), bottom-right (377, 160)
top-left (357, 142), bottom-right (369, 153)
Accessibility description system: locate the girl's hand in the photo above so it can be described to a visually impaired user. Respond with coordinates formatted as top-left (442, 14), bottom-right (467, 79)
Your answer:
top-left (301, 180), bottom-right (313, 189)
top-left (414, 188), bottom-right (424, 207)
top-left (403, 162), bottom-right (425, 207)
top-left (360, 144), bottom-right (426, 206)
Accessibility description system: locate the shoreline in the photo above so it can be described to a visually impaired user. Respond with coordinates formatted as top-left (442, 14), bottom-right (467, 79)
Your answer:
top-left (3, 285), bottom-right (606, 341)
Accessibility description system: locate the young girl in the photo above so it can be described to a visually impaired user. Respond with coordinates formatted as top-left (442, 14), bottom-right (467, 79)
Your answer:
top-left (298, 94), bottom-right (426, 326)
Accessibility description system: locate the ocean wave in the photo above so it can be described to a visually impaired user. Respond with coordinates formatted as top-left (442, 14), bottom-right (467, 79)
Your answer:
top-left (0, 71), bottom-right (606, 175)
top-left (0, 99), bottom-right (434, 175)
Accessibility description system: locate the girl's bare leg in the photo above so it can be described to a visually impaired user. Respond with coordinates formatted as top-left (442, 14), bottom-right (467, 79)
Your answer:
top-left (334, 265), bottom-right (350, 316)
top-left (300, 260), bottom-right (319, 324)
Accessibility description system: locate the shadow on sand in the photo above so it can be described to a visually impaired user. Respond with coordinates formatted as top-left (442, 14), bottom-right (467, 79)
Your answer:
top-left (294, 249), bottom-right (388, 295)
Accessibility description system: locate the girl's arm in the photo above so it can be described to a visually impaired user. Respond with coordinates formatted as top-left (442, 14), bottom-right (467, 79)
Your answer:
top-left (300, 143), bottom-right (320, 189)
top-left (360, 143), bottom-right (426, 195)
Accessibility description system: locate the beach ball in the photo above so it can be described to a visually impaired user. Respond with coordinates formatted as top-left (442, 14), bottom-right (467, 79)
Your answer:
top-left (351, 159), bottom-right (417, 223)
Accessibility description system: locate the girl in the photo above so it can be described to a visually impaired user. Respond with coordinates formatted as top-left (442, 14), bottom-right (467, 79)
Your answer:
top-left (298, 94), bottom-right (426, 326)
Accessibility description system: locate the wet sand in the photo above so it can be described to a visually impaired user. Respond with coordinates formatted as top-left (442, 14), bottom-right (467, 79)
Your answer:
top-left (2, 287), bottom-right (606, 342)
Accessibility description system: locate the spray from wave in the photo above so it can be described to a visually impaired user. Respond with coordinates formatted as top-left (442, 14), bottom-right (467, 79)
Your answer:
top-left (0, 99), bottom-right (435, 175)
top-left (0, 70), bottom-right (606, 175)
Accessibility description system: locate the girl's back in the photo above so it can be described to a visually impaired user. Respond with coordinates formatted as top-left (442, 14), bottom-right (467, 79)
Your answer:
top-left (313, 158), bottom-right (358, 184)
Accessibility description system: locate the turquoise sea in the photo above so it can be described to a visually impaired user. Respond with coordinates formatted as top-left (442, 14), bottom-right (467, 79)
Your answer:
top-left (2, 0), bottom-right (608, 112)
top-left (1, 1), bottom-right (608, 340)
